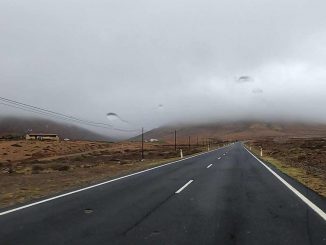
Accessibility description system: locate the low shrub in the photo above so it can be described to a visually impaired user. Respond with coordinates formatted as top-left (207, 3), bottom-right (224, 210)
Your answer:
top-left (50, 164), bottom-right (70, 171)
top-left (32, 165), bottom-right (44, 174)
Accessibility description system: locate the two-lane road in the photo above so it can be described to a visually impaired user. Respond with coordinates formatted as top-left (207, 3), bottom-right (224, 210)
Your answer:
top-left (0, 143), bottom-right (325, 244)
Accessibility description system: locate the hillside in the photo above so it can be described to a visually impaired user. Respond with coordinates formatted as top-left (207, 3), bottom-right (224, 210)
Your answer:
top-left (137, 121), bottom-right (326, 144)
top-left (0, 117), bottom-right (114, 141)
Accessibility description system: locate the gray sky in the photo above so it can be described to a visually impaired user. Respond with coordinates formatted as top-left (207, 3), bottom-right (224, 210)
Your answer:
top-left (1, 0), bottom-right (326, 137)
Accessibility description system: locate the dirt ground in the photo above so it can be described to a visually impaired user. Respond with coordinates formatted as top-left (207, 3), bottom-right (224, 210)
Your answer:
top-left (247, 137), bottom-right (326, 197)
top-left (0, 140), bottom-right (111, 163)
top-left (0, 140), bottom-right (218, 208)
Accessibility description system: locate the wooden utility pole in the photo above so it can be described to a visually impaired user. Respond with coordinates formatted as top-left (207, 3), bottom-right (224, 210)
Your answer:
top-left (188, 136), bottom-right (191, 149)
top-left (174, 130), bottom-right (177, 151)
top-left (141, 127), bottom-right (144, 160)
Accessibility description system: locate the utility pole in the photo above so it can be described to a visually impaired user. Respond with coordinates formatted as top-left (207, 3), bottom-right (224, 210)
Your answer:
top-left (141, 127), bottom-right (144, 160)
top-left (174, 130), bottom-right (177, 151)
top-left (188, 136), bottom-right (191, 149)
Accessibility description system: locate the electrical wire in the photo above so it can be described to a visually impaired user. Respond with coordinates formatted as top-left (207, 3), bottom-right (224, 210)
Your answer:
top-left (0, 97), bottom-right (141, 133)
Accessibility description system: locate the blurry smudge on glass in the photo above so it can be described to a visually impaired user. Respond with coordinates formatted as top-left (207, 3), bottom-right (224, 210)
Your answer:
top-left (106, 112), bottom-right (129, 124)
top-left (237, 76), bottom-right (254, 83)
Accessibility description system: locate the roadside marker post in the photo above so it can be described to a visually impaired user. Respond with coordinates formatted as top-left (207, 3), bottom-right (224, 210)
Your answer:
top-left (260, 147), bottom-right (263, 157)
top-left (180, 149), bottom-right (183, 159)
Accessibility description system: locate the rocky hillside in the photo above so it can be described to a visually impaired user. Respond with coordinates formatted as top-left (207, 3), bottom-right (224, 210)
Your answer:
top-left (136, 121), bottom-right (326, 144)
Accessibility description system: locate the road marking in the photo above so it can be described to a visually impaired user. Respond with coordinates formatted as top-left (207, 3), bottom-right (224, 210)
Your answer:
top-left (0, 145), bottom-right (230, 216)
top-left (207, 164), bottom-right (213, 168)
top-left (245, 147), bottom-right (326, 222)
top-left (175, 180), bottom-right (194, 194)
top-left (217, 157), bottom-right (221, 160)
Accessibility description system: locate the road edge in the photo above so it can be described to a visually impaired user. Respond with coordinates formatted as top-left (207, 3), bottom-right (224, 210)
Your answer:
top-left (0, 145), bottom-right (229, 216)
top-left (244, 145), bottom-right (326, 222)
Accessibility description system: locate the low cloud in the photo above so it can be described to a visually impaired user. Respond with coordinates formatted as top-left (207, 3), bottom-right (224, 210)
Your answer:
top-left (1, 0), bottom-right (326, 137)
top-left (252, 88), bottom-right (264, 94)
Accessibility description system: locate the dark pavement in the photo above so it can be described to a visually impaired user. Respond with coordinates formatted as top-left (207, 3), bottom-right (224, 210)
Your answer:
top-left (0, 142), bottom-right (325, 244)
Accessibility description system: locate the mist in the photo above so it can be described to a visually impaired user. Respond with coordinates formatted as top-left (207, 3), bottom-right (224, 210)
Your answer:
top-left (1, 0), bottom-right (326, 137)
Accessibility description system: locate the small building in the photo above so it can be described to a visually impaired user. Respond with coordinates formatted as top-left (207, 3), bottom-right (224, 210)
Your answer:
top-left (149, 138), bottom-right (159, 142)
top-left (26, 133), bottom-right (59, 141)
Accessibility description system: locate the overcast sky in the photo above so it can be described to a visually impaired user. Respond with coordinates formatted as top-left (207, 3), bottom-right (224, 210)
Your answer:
top-left (1, 0), bottom-right (326, 137)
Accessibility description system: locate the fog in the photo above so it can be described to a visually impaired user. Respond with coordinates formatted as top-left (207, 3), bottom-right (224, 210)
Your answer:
top-left (1, 0), bottom-right (326, 137)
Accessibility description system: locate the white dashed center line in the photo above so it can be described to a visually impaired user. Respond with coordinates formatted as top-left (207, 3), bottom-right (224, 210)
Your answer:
top-left (207, 164), bottom-right (212, 169)
top-left (175, 180), bottom-right (194, 194)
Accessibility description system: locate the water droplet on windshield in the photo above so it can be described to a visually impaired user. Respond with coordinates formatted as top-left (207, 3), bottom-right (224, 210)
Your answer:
top-left (106, 112), bottom-right (128, 123)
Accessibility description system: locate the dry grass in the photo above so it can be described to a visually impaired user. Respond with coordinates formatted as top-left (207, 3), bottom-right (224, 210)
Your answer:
top-left (0, 140), bottom-right (110, 163)
top-left (246, 138), bottom-right (326, 197)
top-left (0, 140), bottom-right (221, 208)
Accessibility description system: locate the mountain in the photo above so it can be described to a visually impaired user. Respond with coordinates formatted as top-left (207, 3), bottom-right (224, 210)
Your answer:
top-left (136, 121), bottom-right (326, 144)
top-left (0, 116), bottom-right (115, 141)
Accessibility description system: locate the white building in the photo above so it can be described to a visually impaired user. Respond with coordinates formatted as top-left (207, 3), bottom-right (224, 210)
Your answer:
top-left (149, 138), bottom-right (159, 142)
top-left (26, 133), bottom-right (59, 141)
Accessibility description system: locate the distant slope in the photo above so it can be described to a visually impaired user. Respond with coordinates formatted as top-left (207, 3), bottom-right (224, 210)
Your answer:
top-left (136, 121), bottom-right (326, 143)
top-left (0, 117), bottom-right (114, 141)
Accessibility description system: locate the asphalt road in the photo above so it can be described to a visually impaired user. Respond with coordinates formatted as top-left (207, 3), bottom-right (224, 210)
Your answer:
top-left (0, 142), bottom-right (325, 244)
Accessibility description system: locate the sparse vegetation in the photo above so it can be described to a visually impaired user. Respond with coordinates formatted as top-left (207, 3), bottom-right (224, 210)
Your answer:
top-left (31, 165), bottom-right (44, 174)
top-left (0, 140), bottom-right (222, 208)
top-left (247, 137), bottom-right (326, 197)
top-left (50, 164), bottom-right (70, 171)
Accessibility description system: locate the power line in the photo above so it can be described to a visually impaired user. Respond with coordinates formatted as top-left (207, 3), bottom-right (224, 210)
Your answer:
top-left (0, 96), bottom-right (140, 132)
top-left (0, 102), bottom-right (118, 130)
top-left (0, 96), bottom-right (112, 127)
top-left (0, 101), bottom-right (113, 129)
top-left (0, 98), bottom-right (140, 132)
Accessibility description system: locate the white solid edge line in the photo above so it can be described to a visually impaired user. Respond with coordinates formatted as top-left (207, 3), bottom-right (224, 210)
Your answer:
top-left (175, 180), bottom-right (194, 194)
top-left (0, 145), bottom-right (229, 216)
top-left (245, 147), bottom-right (326, 222)
top-left (207, 164), bottom-right (212, 168)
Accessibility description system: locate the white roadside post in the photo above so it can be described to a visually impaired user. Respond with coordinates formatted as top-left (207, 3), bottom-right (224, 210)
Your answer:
top-left (180, 149), bottom-right (183, 159)
top-left (260, 146), bottom-right (263, 157)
